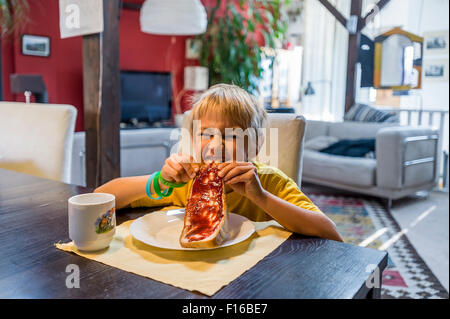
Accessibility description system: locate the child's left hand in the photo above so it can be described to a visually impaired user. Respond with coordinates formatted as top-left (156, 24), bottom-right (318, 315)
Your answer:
top-left (218, 162), bottom-right (266, 202)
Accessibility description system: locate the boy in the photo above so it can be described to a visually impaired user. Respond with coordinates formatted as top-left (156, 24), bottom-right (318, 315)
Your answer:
top-left (95, 84), bottom-right (343, 242)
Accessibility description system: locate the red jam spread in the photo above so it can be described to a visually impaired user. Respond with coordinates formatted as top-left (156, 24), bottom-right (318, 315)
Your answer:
top-left (184, 162), bottom-right (224, 242)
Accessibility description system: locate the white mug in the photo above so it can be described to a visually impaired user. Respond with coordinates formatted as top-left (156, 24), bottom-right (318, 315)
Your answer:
top-left (68, 193), bottom-right (116, 251)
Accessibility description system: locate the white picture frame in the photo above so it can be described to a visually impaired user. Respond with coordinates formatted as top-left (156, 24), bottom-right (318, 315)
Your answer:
top-left (424, 31), bottom-right (449, 56)
top-left (423, 59), bottom-right (449, 82)
top-left (185, 38), bottom-right (202, 59)
top-left (22, 35), bottom-right (50, 57)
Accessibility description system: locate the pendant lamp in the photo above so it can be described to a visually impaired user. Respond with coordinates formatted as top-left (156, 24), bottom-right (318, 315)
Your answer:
top-left (140, 0), bottom-right (208, 35)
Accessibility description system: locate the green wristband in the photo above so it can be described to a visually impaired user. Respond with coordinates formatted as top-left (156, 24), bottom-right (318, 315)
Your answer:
top-left (159, 175), bottom-right (187, 188)
top-left (153, 171), bottom-right (173, 197)
top-left (146, 172), bottom-right (163, 200)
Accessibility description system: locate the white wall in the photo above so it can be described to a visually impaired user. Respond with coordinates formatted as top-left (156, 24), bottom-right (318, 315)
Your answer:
top-left (411, 0), bottom-right (449, 110)
top-left (363, 0), bottom-right (449, 109)
top-left (362, 0), bottom-right (449, 157)
top-left (301, 0), bottom-right (448, 120)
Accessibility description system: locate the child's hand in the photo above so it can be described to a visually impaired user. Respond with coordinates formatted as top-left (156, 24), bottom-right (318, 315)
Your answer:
top-left (161, 154), bottom-right (199, 183)
top-left (218, 162), bottom-right (266, 202)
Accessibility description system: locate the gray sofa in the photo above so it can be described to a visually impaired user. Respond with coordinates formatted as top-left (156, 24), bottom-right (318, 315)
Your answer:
top-left (302, 120), bottom-right (440, 206)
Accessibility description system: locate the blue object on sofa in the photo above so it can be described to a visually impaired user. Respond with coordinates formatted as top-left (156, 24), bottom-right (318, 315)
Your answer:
top-left (319, 139), bottom-right (376, 157)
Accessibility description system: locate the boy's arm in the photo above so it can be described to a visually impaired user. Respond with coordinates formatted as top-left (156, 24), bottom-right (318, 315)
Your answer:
top-left (94, 153), bottom-right (197, 210)
top-left (94, 175), bottom-right (169, 209)
top-left (219, 162), bottom-right (343, 242)
top-left (251, 191), bottom-right (343, 242)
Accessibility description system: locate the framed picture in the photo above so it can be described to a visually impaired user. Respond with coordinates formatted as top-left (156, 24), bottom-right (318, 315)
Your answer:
top-left (423, 59), bottom-right (449, 82)
top-left (424, 31), bottom-right (449, 56)
top-left (22, 35), bottom-right (50, 57)
top-left (185, 38), bottom-right (201, 59)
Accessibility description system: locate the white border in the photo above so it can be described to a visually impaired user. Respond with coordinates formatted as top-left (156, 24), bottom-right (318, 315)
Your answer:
top-left (423, 59), bottom-right (449, 82)
top-left (22, 35), bottom-right (50, 57)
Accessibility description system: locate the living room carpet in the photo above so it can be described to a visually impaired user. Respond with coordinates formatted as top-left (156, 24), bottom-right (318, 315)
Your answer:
top-left (307, 192), bottom-right (448, 299)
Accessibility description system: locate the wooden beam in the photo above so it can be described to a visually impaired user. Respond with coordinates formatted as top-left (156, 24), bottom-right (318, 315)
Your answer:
top-left (344, 0), bottom-right (363, 113)
top-left (83, 0), bottom-right (121, 188)
top-left (360, 0), bottom-right (391, 30)
top-left (317, 0), bottom-right (347, 28)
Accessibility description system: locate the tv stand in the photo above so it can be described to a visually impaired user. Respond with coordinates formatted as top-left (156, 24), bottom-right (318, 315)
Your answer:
top-left (120, 121), bottom-right (176, 130)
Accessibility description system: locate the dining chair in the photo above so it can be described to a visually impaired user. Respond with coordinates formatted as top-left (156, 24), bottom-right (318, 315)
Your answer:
top-left (180, 112), bottom-right (306, 186)
top-left (0, 101), bottom-right (77, 183)
top-left (260, 113), bottom-right (306, 186)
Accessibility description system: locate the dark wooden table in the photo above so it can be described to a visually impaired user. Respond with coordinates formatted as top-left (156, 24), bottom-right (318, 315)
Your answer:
top-left (0, 168), bottom-right (388, 298)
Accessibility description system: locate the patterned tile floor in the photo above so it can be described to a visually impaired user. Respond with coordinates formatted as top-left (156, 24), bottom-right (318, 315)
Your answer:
top-left (388, 192), bottom-right (449, 292)
top-left (306, 191), bottom-right (449, 299)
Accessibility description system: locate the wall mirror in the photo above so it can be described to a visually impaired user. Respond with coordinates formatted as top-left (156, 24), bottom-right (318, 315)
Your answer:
top-left (374, 27), bottom-right (424, 90)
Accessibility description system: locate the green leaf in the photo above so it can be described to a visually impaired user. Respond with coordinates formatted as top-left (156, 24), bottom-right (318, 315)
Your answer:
top-left (265, 11), bottom-right (274, 25)
top-left (247, 20), bottom-right (255, 32)
top-left (254, 12), bottom-right (265, 26)
top-left (195, 0), bottom-right (289, 92)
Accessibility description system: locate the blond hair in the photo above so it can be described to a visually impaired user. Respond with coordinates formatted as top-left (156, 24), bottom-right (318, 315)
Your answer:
top-left (188, 84), bottom-right (267, 133)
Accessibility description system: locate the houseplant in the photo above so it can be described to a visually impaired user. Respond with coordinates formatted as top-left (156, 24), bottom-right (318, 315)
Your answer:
top-left (0, 0), bottom-right (29, 37)
top-left (197, 0), bottom-right (290, 94)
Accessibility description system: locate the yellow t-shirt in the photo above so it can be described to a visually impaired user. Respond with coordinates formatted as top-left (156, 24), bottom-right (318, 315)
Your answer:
top-left (130, 162), bottom-right (323, 222)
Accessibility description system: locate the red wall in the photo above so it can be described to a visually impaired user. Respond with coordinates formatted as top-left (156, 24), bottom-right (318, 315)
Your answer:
top-left (2, 0), bottom-right (84, 130)
top-left (1, 0), bottom-right (202, 131)
top-left (119, 5), bottom-right (197, 117)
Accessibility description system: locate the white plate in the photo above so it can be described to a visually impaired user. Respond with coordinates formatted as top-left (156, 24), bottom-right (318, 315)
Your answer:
top-left (129, 209), bottom-right (256, 251)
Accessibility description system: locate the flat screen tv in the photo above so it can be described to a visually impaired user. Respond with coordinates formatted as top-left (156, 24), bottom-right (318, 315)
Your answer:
top-left (120, 71), bottom-right (172, 125)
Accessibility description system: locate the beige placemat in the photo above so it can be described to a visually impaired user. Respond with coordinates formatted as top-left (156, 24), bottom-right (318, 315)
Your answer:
top-left (55, 217), bottom-right (291, 296)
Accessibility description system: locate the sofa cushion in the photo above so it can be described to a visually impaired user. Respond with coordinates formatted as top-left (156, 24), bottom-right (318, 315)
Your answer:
top-left (344, 103), bottom-right (400, 123)
top-left (328, 121), bottom-right (395, 140)
top-left (302, 150), bottom-right (377, 187)
top-left (304, 120), bottom-right (329, 141)
top-left (304, 135), bottom-right (339, 151)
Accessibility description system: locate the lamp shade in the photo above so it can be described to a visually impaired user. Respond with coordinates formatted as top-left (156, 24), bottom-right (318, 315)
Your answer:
top-left (140, 0), bottom-right (207, 35)
top-left (304, 82), bottom-right (316, 96)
